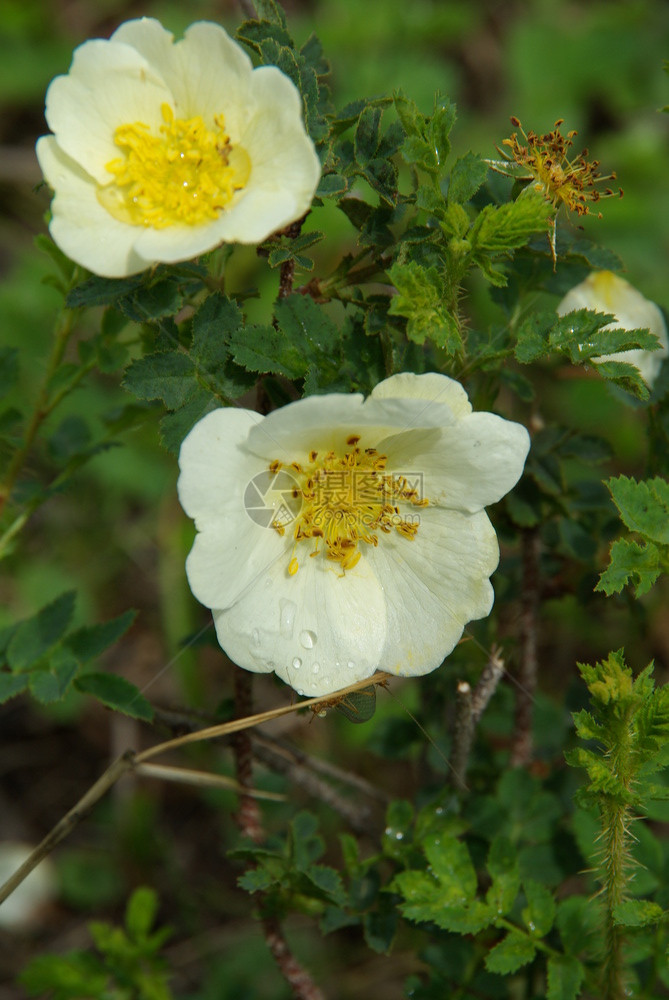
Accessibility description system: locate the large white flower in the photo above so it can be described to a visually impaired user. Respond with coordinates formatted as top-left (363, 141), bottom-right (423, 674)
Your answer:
top-left (177, 373), bottom-right (530, 697)
top-left (36, 18), bottom-right (321, 278)
top-left (557, 271), bottom-right (668, 388)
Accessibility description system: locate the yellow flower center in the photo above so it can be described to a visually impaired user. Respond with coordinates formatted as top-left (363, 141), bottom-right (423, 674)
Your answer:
top-left (270, 436), bottom-right (429, 575)
top-left (97, 103), bottom-right (251, 228)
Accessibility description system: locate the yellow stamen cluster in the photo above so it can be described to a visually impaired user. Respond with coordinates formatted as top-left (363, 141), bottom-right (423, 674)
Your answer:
top-left (270, 435), bottom-right (428, 575)
top-left (97, 103), bottom-right (250, 228)
top-left (499, 117), bottom-right (622, 218)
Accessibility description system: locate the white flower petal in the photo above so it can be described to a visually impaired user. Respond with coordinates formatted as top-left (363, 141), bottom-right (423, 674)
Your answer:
top-left (365, 505), bottom-right (498, 676)
top-left (36, 137), bottom-right (146, 277)
top-left (557, 270), bottom-right (669, 388)
top-left (37, 18), bottom-right (321, 277)
top-left (213, 551), bottom-right (387, 696)
top-left (370, 371), bottom-right (473, 419)
top-left (245, 390), bottom-right (461, 461)
top-left (45, 39), bottom-right (172, 183)
top-left (379, 412), bottom-right (530, 513)
top-left (178, 376), bottom-right (529, 696)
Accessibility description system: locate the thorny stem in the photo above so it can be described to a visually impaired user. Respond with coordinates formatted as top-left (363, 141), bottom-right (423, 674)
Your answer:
top-left (231, 671), bottom-right (325, 1000)
top-left (0, 306), bottom-right (79, 519)
top-left (232, 669), bottom-right (264, 844)
top-left (449, 681), bottom-right (474, 792)
top-left (510, 528), bottom-right (540, 767)
top-left (262, 917), bottom-right (326, 1000)
top-left (600, 801), bottom-right (628, 1000)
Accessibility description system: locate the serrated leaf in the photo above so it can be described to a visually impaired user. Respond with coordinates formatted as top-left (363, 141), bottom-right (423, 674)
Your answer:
top-left (486, 836), bottom-right (520, 916)
top-left (613, 899), bottom-right (664, 927)
top-left (485, 931), bottom-right (536, 974)
top-left (355, 106), bottom-right (381, 164)
top-left (64, 610), bottom-right (136, 664)
top-left (28, 648), bottom-right (79, 704)
top-left (123, 352), bottom-right (196, 408)
top-left (66, 274), bottom-right (144, 309)
top-left (387, 261), bottom-right (462, 353)
top-left (7, 591), bottom-right (76, 672)
top-left (607, 476), bottom-right (669, 544)
top-left (304, 865), bottom-right (346, 904)
top-left (230, 324), bottom-right (307, 378)
top-left (238, 868), bottom-right (276, 893)
top-left (515, 313), bottom-right (551, 362)
top-left (522, 880), bottom-right (556, 936)
top-left (0, 672), bottom-right (29, 704)
top-left (363, 910), bottom-right (397, 954)
top-left (547, 955), bottom-right (586, 1000)
top-left (424, 835), bottom-right (477, 901)
top-left (470, 189), bottom-right (551, 252)
top-left (75, 673), bottom-right (153, 721)
top-left (596, 538), bottom-right (662, 597)
top-left (448, 152), bottom-right (489, 204)
top-left (159, 390), bottom-right (219, 454)
top-left (316, 174), bottom-right (347, 198)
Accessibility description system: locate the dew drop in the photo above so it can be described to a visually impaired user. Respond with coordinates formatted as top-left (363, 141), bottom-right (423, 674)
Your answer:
top-left (292, 657), bottom-right (302, 670)
top-left (267, 659), bottom-right (275, 669)
top-left (251, 629), bottom-right (260, 647)
top-left (299, 629), bottom-right (317, 649)
top-left (347, 660), bottom-right (355, 669)
top-left (297, 688), bottom-right (304, 696)
top-left (312, 662), bottom-right (321, 674)
top-left (279, 598), bottom-right (297, 639)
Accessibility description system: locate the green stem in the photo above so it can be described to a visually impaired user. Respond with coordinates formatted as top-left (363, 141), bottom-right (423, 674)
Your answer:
top-left (0, 306), bottom-right (79, 517)
top-left (600, 799), bottom-right (629, 1000)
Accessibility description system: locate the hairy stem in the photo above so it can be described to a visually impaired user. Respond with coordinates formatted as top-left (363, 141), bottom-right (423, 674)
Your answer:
top-left (511, 528), bottom-right (540, 767)
top-left (262, 917), bottom-right (326, 1000)
top-left (232, 669), bottom-right (264, 844)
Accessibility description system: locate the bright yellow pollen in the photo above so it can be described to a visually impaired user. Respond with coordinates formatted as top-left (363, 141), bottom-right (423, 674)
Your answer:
top-left (270, 441), bottom-right (429, 575)
top-left (97, 103), bottom-right (250, 228)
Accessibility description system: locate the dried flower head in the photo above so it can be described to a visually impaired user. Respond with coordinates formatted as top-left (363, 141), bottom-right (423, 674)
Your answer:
top-left (490, 117), bottom-right (622, 264)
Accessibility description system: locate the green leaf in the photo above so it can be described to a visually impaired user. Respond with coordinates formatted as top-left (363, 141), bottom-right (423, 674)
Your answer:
top-left (66, 274), bottom-right (144, 309)
top-left (424, 835), bottom-right (477, 901)
top-left (448, 152), bottom-right (489, 204)
top-left (355, 106), bottom-right (381, 164)
top-left (159, 390), bottom-right (219, 455)
top-left (7, 591), bottom-right (76, 672)
top-left (291, 811), bottom-right (324, 869)
top-left (613, 899), bottom-right (664, 927)
top-left (123, 351), bottom-right (196, 409)
top-left (254, 0), bottom-right (288, 29)
top-left (547, 955), bottom-right (586, 1000)
top-left (304, 865), bottom-right (346, 904)
top-left (75, 673), bottom-right (153, 721)
top-left (28, 647), bottom-right (79, 703)
top-left (65, 610), bottom-right (136, 664)
top-left (596, 537), bottom-right (663, 597)
top-left (522, 880), bottom-right (556, 936)
top-left (470, 189), bottom-right (551, 253)
top-left (607, 476), bottom-right (669, 544)
top-left (485, 930), bottom-right (536, 974)
top-left (316, 173), bottom-right (348, 198)
top-left (0, 672), bottom-right (29, 704)
top-left (515, 312), bottom-right (551, 363)
top-left (238, 867), bottom-right (276, 893)
top-left (387, 261), bottom-right (462, 354)
top-left (362, 910), bottom-right (397, 954)
top-left (229, 323), bottom-right (307, 378)
top-left (486, 835), bottom-right (520, 915)
top-left (125, 886), bottom-right (159, 937)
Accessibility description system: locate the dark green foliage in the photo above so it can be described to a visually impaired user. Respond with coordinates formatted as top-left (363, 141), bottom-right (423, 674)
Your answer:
top-left (20, 887), bottom-right (173, 1000)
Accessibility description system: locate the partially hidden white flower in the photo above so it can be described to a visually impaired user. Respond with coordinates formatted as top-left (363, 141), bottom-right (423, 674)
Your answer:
top-left (557, 270), bottom-right (668, 388)
top-left (177, 373), bottom-right (530, 697)
top-left (36, 18), bottom-right (321, 278)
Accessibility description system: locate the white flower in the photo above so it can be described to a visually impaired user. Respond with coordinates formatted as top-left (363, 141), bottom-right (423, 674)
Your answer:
top-left (36, 18), bottom-right (321, 278)
top-left (557, 271), bottom-right (668, 388)
top-left (177, 373), bottom-right (530, 697)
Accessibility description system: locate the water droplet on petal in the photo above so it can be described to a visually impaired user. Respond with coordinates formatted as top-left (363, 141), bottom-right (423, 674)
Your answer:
top-left (299, 629), bottom-right (317, 649)
top-left (312, 662), bottom-right (320, 674)
top-left (292, 657), bottom-right (302, 670)
top-left (251, 629), bottom-right (260, 647)
top-left (279, 598), bottom-right (297, 639)
top-left (347, 660), bottom-right (355, 669)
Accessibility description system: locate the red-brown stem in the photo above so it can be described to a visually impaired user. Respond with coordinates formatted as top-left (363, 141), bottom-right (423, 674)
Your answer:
top-left (232, 669), bottom-right (264, 843)
top-left (262, 916), bottom-right (326, 1000)
top-left (510, 529), bottom-right (540, 767)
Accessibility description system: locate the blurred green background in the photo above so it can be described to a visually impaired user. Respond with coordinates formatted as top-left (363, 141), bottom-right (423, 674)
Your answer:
top-left (1, 1), bottom-right (668, 997)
